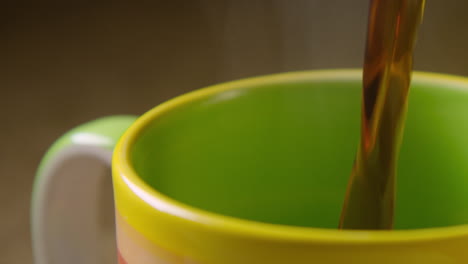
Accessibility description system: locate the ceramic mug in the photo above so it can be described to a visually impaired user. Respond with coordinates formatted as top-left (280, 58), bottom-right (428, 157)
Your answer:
top-left (32, 70), bottom-right (468, 264)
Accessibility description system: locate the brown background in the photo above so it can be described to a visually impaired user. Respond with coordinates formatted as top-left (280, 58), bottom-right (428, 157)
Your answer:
top-left (2, 1), bottom-right (468, 263)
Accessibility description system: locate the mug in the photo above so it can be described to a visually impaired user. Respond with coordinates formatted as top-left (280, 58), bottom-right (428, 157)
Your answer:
top-left (32, 69), bottom-right (468, 264)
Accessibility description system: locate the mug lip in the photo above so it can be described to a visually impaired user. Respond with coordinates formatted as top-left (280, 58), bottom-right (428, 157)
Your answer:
top-left (114, 68), bottom-right (468, 243)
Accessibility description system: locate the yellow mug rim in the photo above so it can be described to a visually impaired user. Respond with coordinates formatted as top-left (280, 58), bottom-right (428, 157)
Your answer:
top-left (114, 69), bottom-right (468, 243)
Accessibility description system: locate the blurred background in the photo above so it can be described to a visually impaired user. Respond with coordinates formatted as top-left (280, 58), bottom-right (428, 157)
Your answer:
top-left (2, 0), bottom-right (468, 263)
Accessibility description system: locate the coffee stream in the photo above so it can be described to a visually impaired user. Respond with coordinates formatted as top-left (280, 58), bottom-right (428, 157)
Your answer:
top-left (339, 0), bottom-right (425, 230)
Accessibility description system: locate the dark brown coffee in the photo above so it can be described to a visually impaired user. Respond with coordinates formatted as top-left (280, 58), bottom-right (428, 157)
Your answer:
top-left (339, 0), bottom-right (425, 230)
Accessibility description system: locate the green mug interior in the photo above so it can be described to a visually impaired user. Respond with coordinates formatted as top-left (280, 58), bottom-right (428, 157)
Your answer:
top-left (131, 71), bottom-right (468, 230)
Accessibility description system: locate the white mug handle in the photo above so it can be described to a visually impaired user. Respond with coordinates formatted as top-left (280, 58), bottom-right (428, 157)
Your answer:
top-left (31, 116), bottom-right (137, 264)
